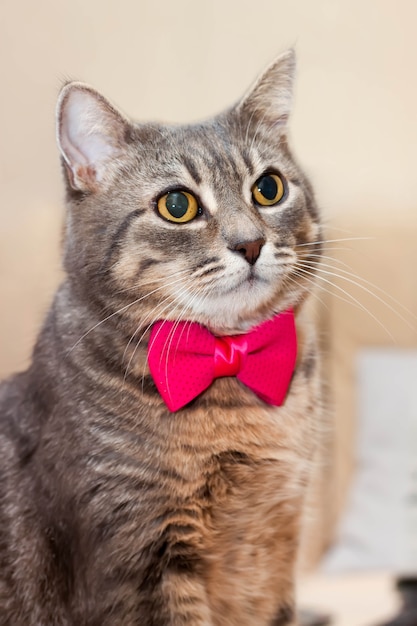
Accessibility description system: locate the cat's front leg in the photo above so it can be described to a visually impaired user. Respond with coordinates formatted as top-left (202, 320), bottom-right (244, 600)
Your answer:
top-left (131, 510), bottom-right (214, 626)
top-left (83, 568), bottom-right (213, 626)
top-left (147, 569), bottom-right (213, 626)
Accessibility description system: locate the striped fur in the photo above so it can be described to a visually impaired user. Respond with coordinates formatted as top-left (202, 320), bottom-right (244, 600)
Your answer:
top-left (0, 50), bottom-right (321, 625)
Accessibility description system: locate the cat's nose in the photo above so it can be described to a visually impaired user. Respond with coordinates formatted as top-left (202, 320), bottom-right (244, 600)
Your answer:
top-left (233, 238), bottom-right (265, 265)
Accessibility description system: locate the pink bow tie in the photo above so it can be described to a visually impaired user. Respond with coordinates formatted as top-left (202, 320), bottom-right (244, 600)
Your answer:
top-left (147, 310), bottom-right (297, 412)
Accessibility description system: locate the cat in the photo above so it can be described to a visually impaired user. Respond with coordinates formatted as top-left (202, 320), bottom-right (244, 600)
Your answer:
top-left (0, 49), bottom-right (322, 626)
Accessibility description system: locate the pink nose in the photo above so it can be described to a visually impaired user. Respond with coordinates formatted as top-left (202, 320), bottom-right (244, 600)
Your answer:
top-left (233, 238), bottom-right (265, 265)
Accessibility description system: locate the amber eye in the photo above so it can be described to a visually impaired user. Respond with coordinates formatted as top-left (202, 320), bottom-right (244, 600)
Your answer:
top-left (157, 190), bottom-right (199, 223)
top-left (252, 173), bottom-right (285, 206)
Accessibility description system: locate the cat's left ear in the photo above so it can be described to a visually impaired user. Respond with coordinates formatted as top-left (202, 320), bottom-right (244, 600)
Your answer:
top-left (236, 49), bottom-right (296, 129)
top-left (56, 82), bottom-right (130, 192)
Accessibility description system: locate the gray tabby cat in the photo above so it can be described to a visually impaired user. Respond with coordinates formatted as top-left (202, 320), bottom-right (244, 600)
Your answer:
top-left (0, 50), bottom-right (321, 625)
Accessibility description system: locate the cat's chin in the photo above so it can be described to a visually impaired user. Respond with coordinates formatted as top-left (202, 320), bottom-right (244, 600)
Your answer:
top-left (206, 311), bottom-right (280, 336)
top-left (172, 277), bottom-right (269, 334)
top-left (194, 288), bottom-right (297, 336)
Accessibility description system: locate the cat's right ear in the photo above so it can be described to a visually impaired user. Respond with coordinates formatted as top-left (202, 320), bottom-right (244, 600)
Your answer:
top-left (56, 82), bottom-right (130, 192)
top-left (236, 49), bottom-right (296, 130)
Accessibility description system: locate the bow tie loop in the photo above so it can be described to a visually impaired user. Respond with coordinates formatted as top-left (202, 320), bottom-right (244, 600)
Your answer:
top-left (148, 311), bottom-right (297, 412)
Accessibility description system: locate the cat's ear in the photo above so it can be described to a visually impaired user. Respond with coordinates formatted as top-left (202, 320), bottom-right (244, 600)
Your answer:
top-left (56, 82), bottom-right (130, 192)
top-left (236, 49), bottom-right (295, 129)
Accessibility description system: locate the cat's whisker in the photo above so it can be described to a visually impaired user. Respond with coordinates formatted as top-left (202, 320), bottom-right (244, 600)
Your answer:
top-left (160, 283), bottom-right (212, 388)
top-left (154, 288), bottom-right (200, 368)
top-left (120, 273), bottom-right (193, 366)
top-left (123, 312), bottom-right (176, 389)
top-left (137, 313), bottom-right (182, 394)
top-left (68, 298), bottom-right (147, 355)
top-left (121, 295), bottom-right (173, 377)
top-left (291, 267), bottom-right (375, 314)
top-left (283, 272), bottom-right (330, 312)
top-left (118, 296), bottom-right (177, 366)
top-left (115, 268), bottom-right (190, 294)
top-left (306, 256), bottom-right (417, 319)
top-left (138, 303), bottom-right (193, 395)
top-left (295, 236), bottom-right (374, 248)
top-left (70, 273), bottom-right (192, 354)
top-left (296, 259), bottom-right (416, 328)
top-left (293, 264), bottom-right (396, 340)
top-left (122, 281), bottom-right (197, 383)
top-left (319, 222), bottom-right (367, 236)
top-left (134, 282), bottom-right (210, 400)
top-left (159, 281), bottom-right (220, 394)
top-left (124, 272), bottom-right (210, 385)
top-left (300, 253), bottom-right (358, 273)
top-left (299, 246), bottom-right (359, 255)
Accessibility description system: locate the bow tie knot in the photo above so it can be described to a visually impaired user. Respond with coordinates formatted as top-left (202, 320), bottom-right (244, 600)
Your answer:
top-left (213, 335), bottom-right (248, 378)
top-left (148, 311), bottom-right (297, 412)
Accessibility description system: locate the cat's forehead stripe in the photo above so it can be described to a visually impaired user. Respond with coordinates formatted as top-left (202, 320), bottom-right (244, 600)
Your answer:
top-left (172, 123), bottom-right (256, 183)
top-left (180, 155), bottom-right (202, 186)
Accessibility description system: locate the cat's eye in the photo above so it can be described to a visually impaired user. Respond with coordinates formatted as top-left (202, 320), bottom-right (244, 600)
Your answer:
top-left (252, 173), bottom-right (285, 207)
top-left (157, 190), bottom-right (200, 224)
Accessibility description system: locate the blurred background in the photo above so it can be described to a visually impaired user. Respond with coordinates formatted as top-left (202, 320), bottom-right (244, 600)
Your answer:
top-left (1, 1), bottom-right (416, 624)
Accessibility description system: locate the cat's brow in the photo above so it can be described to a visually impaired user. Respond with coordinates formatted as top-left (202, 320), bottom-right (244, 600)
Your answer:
top-left (241, 150), bottom-right (255, 176)
top-left (181, 156), bottom-right (202, 185)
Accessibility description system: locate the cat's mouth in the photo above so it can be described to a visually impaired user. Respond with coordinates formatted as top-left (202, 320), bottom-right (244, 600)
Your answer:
top-left (172, 263), bottom-right (289, 335)
top-left (247, 269), bottom-right (263, 286)
top-left (235, 267), bottom-right (269, 290)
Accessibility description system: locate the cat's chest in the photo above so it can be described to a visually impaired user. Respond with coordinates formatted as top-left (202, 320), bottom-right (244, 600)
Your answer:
top-left (150, 374), bottom-right (314, 506)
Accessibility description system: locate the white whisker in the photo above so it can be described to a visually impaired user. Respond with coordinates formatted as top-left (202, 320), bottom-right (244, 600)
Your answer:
top-left (282, 272), bottom-right (330, 312)
top-left (120, 272), bottom-right (193, 366)
top-left (297, 260), bottom-right (416, 330)
top-left (293, 264), bottom-right (396, 340)
top-left (122, 280), bottom-right (196, 382)
top-left (69, 272), bottom-right (191, 354)
top-left (115, 268), bottom-right (189, 294)
top-left (296, 236), bottom-right (374, 248)
top-left (149, 282), bottom-right (213, 402)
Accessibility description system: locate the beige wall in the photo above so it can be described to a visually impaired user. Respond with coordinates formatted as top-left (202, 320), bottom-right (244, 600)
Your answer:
top-left (1, 0), bottom-right (416, 555)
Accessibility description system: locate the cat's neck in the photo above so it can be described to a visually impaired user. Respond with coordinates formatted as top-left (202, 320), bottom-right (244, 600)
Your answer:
top-left (33, 280), bottom-right (310, 398)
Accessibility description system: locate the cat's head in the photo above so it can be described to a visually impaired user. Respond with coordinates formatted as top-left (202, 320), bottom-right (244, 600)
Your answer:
top-left (56, 50), bottom-right (320, 336)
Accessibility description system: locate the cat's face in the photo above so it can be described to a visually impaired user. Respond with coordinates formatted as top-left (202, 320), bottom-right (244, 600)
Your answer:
top-left (57, 50), bottom-right (320, 335)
